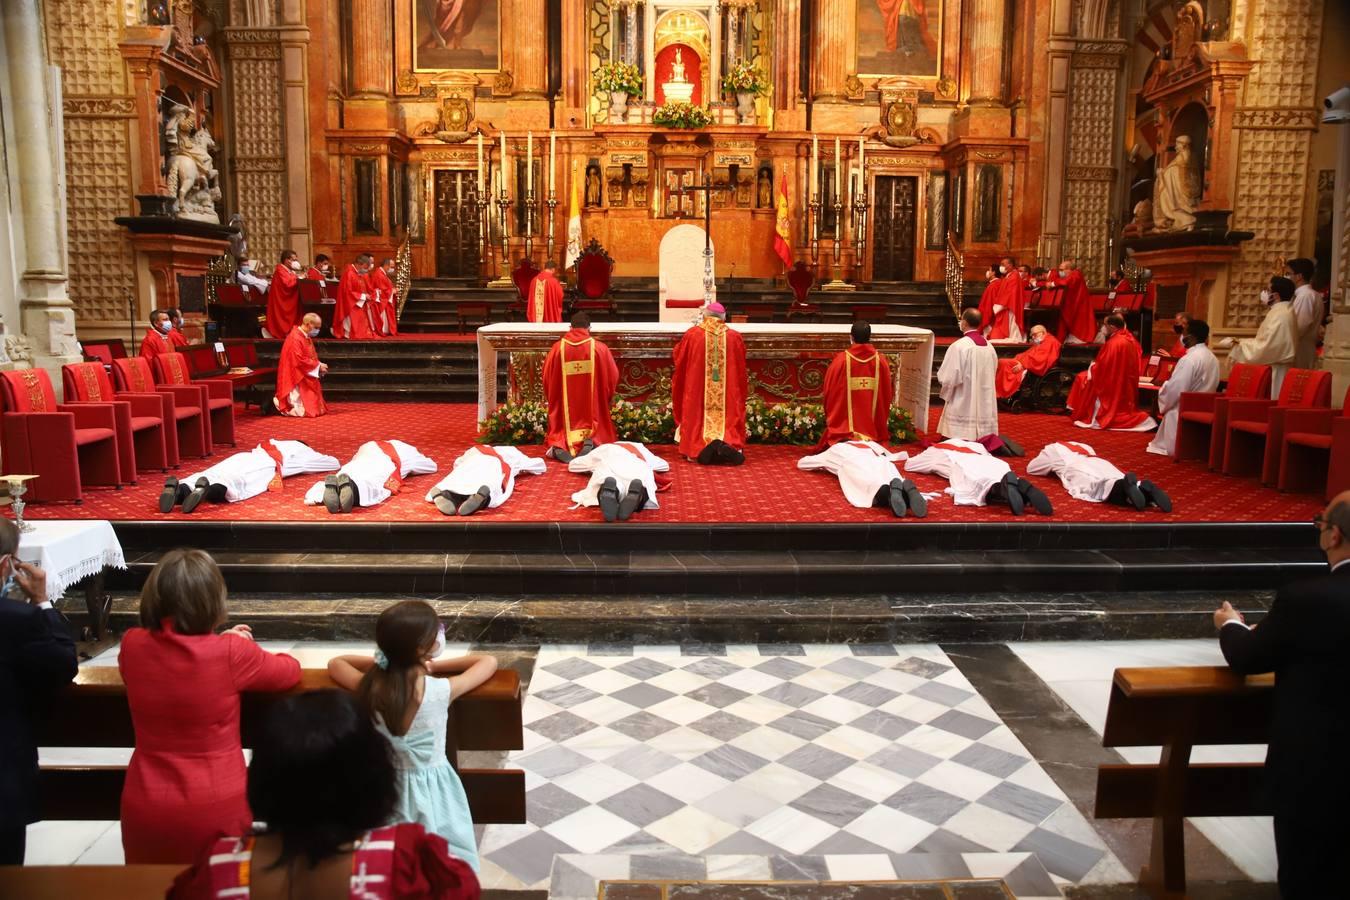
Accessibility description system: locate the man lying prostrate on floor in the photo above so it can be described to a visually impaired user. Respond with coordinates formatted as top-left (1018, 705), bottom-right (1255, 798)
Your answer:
top-left (797, 441), bottom-right (928, 519)
top-left (904, 438), bottom-right (1053, 517)
top-left (1027, 441), bottom-right (1171, 513)
top-left (568, 441), bottom-right (670, 522)
top-left (425, 445), bottom-right (546, 517)
top-left (303, 440), bottom-right (437, 514)
top-left (161, 440), bottom-right (341, 514)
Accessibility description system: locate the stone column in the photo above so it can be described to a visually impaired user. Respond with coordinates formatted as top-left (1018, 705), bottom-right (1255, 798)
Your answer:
top-left (512, 0), bottom-right (548, 99)
top-left (0, 0), bottom-right (81, 375)
top-left (1323, 122), bottom-right (1350, 400)
top-left (279, 0), bottom-right (313, 259)
top-left (559, 0), bottom-right (589, 127)
top-left (810, 0), bottom-right (850, 102)
top-left (966, 0), bottom-right (1008, 104)
top-left (347, 0), bottom-right (391, 129)
top-left (772, 0), bottom-right (802, 128)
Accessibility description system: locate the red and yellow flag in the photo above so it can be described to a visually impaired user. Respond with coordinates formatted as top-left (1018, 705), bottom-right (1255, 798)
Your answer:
top-left (773, 173), bottom-right (793, 270)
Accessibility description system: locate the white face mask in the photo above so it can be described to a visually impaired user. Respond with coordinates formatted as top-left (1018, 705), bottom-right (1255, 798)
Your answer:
top-left (1058, 269), bottom-right (1067, 278)
top-left (1032, 335), bottom-right (1043, 344)
top-left (290, 260), bottom-right (302, 271)
top-left (1260, 289), bottom-right (1272, 306)
top-left (308, 328), bottom-right (320, 338)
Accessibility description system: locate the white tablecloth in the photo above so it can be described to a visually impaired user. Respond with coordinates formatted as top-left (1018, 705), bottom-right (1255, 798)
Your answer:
top-left (15, 520), bottom-right (126, 603)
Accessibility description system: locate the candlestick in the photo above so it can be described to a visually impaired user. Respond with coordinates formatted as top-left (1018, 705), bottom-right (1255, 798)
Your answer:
top-left (526, 131), bottom-right (534, 195)
top-left (858, 135), bottom-right (865, 181)
top-left (808, 193), bottom-right (821, 268)
top-left (822, 190), bottom-right (855, 292)
top-left (500, 129), bottom-right (507, 182)
top-left (477, 133), bottom-right (484, 194)
top-left (548, 131), bottom-right (556, 196)
top-left (3, 475), bottom-right (37, 533)
top-left (834, 136), bottom-right (841, 198)
top-left (811, 134), bottom-right (818, 199)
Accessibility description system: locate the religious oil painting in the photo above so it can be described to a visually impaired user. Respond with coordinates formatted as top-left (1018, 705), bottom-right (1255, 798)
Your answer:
top-left (857, 0), bottom-right (942, 78)
top-left (413, 0), bottom-right (500, 71)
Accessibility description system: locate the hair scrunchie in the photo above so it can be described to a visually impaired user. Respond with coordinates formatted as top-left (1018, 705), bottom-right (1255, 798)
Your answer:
top-left (374, 649), bottom-right (390, 671)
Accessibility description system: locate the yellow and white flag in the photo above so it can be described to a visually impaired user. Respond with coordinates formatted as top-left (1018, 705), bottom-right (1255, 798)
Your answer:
top-left (565, 161), bottom-right (583, 269)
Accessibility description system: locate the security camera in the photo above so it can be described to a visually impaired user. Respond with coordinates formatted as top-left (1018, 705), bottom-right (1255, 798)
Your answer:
top-left (1325, 86), bottom-right (1350, 124)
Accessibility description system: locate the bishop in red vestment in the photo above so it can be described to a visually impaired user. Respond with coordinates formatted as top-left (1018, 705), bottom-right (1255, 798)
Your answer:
top-left (266, 250), bottom-right (303, 339)
top-left (1067, 314), bottom-right (1155, 431)
top-left (672, 303), bottom-right (748, 464)
top-left (527, 261), bottom-right (564, 323)
top-left (140, 310), bottom-right (174, 360)
top-left (274, 313), bottom-right (328, 417)
top-left (542, 312), bottom-right (619, 461)
top-left (369, 257), bottom-right (400, 336)
top-left (332, 255), bottom-right (377, 339)
top-left (820, 321), bottom-right (893, 446)
top-left (996, 325), bottom-right (1062, 399)
top-left (1050, 261), bottom-right (1096, 344)
top-left (976, 258), bottom-right (1025, 341)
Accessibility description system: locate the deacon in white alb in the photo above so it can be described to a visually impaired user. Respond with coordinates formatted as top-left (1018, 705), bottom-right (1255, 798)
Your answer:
top-left (160, 440), bottom-right (340, 514)
top-left (905, 438), bottom-right (1053, 517)
top-left (303, 440), bottom-right (437, 514)
top-left (1027, 441), bottom-right (1172, 512)
top-left (937, 308), bottom-right (1000, 441)
top-left (568, 441), bottom-right (669, 522)
top-left (425, 445), bottom-right (547, 517)
top-left (797, 440), bottom-right (928, 518)
top-left (1147, 319), bottom-right (1220, 457)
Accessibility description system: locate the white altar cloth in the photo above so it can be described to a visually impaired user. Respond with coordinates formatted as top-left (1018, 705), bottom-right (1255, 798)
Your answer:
top-left (16, 519), bottom-right (126, 602)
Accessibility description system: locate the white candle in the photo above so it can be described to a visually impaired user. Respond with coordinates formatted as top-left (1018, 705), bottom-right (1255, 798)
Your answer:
top-left (811, 134), bottom-right (819, 199)
top-left (476, 133), bottom-right (484, 194)
top-left (858, 135), bottom-right (865, 181)
top-left (526, 131), bottom-right (534, 195)
top-left (549, 131), bottom-right (556, 195)
top-left (500, 130), bottom-right (507, 195)
top-left (834, 137), bottom-right (841, 199)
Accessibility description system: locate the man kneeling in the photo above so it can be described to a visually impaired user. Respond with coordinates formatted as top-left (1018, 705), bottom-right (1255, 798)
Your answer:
top-left (798, 441), bottom-right (928, 518)
top-left (905, 438), bottom-right (1052, 517)
top-left (568, 441), bottom-right (670, 522)
top-left (1027, 441), bottom-right (1171, 512)
top-left (425, 445), bottom-right (546, 517)
top-left (161, 440), bottom-right (340, 513)
top-left (303, 440), bottom-right (437, 514)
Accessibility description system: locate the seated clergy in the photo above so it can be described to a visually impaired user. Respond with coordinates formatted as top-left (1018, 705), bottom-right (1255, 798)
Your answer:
top-left (905, 438), bottom-right (1053, 517)
top-left (820, 322), bottom-right (892, 446)
top-left (1027, 441), bottom-right (1172, 512)
top-left (995, 324), bottom-right (1062, 400)
top-left (543, 312), bottom-right (619, 462)
top-left (1164, 312), bottom-right (1192, 358)
top-left (798, 440), bottom-right (927, 518)
top-left (1067, 314), bottom-right (1156, 432)
top-left (937, 308), bottom-right (1000, 440)
top-left (166, 308), bottom-right (189, 348)
top-left (672, 302), bottom-right (748, 465)
top-left (568, 441), bottom-right (670, 522)
top-left (1147, 318), bottom-right (1220, 457)
top-left (303, 440), bottom-right (437, 514)
top-left (274, 313), bottom-right (329, 418)
top-left (160, 440), bottom-right (340, 514)
top-left (425, 445), bottom-right (546, 517)
top-left (140, 309), bottom-right (175, 360)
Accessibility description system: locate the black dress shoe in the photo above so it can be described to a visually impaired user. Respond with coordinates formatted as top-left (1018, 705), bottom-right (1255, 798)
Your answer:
top-left (159, 477), bottom-right (180, 513)
top-left (1141, 479), bottom-right (1172, 513)
top-left (322, 475), bottom-right (342, 514)
top-left (548, 446), bottom-right (575, 463)
top-left (617, 479), bottom-right (647, 521)
top-left (715, 441), bottom-right (745, 466)
top-left (989, 472), bottom-right (1024, 516)
top-left (597, 477), bottom-right (621, 522)
top-left (181, 476), bottom-right (210, 514)
top-left (433, 492), bottom-right (458, 516)
top-left (336, 474), bottom-right (357, 513)
top-left (1119, 473), bottom-right (1146, 511)
top-left (901, 479), bottom-right (928, 518)
top-left (1016, 477), bottom-right (1054, 516)
top-left (696, 442), bottom-right (721, 465)
top-left (577, 438), bottom-right (596, 458)
top-left (457, 485), bottom-right (492, 516)
top-left (998, 435), bottom-right (1026, 457)
top-left (886, 478), bottom-right (908, 518)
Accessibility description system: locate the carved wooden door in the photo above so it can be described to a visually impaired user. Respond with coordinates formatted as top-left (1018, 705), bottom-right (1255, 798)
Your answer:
top-left (433, 170), bottom-right (480, 278)
top-left (871, 175), bottom-right (917, 282)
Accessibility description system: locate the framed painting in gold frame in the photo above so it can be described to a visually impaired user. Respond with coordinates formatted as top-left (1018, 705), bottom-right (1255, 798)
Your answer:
top-left (413, 0), bottom-right (501, 72)
top-left (856, 0), bottom-right (960, 98)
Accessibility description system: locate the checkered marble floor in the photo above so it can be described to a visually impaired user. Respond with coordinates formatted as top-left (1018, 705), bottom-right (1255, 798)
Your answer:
top-left (478, 643), bottom-right (1129, 894)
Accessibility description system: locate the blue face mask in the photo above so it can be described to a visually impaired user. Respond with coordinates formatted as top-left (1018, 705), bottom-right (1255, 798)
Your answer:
top-left (158, 321), bottom-right (173, 334)
top-left (240, 266), bottom-right (251, 275)
top-left (308, 329), bottom-right (320, 338)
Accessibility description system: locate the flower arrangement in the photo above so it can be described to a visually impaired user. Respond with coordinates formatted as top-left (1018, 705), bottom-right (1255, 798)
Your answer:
top-left (721, 60), bottom-right (767, 96)
top-left (888, 406), bottom-right (917, 444)
top-left (653, 101), bottom-right (713, 129)
top-left (612, 399), bottom-right (676, 444)
top-left (594, 61), bottom-right (644, 96)
top-left (478, 401), bottom-right (547, 445)
top-left (746, 399), bottom-right (826, 445)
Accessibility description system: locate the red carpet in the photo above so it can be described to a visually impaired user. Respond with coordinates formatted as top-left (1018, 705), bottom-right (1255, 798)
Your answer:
top-left (32, 402), bottom-right (1324, 525)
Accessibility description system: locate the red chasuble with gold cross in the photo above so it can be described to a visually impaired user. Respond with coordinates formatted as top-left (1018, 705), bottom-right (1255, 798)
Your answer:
top-left (542, 329), bottom-right (620, 454)
top-left (820, 344), bottom-right (893, 447)
top-left (671, 318), bottom-right (748, 458)
top-left (526, 271), bottom-right (564, 323)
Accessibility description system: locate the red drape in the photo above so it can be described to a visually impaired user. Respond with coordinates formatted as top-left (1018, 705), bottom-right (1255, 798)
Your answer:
top-left (654, 43), bottom-right (703, 107)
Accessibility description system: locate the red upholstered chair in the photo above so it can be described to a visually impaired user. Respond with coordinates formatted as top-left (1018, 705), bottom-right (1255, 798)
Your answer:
top-left (1173, 363), bottom-right (1272, 467)
top-left (1221, 368), bottom-right (1333, 481)
top-left (154, 351), bottom-right (236, 447)
top-left (0, 369), bottom-right (120, 503)
top-left (1277, 387), bottom-right (1350, 498)
top-left (572, 239), bottom-right (616, 318)
top-left (111, 357), bottom-right (210, 459)
top-left (510, 259), bottom-right (541, 320)
top-left (61, 363), bottom-right (170, 482)
top-left (785, 262), bottom-right (820, 321)
top-left (81, 339), bottom-right (127, 365)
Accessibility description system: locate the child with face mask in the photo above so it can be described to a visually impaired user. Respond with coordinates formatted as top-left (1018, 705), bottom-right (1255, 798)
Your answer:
top-left (326, 601), bottom-right (498, 872)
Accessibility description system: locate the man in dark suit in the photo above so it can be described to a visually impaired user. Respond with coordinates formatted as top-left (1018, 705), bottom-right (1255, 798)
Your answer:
top-left (1215, 490), bottom-right (1350, 898)
top-left (0, 518), bottom-right (77, 864)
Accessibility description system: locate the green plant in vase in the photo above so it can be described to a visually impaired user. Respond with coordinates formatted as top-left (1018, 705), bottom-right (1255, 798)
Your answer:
top-left (721, 60), bottom-right (766, 124)
top-left (653, 101), bottom-right (713, 130)
top-left (595, 61), bottom-right (644, 123)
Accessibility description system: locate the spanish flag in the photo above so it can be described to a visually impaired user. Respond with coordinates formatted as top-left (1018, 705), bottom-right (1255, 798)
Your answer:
top-left (773, 172), bottom-right (792, 270)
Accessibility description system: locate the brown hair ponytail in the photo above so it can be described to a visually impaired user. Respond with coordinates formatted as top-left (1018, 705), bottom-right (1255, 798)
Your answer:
top-left (355, 600), bottom-right (440, 736)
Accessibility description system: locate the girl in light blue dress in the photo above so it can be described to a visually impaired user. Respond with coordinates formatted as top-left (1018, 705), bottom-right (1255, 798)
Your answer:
top-left (328, 600), bottom-right (498, 871)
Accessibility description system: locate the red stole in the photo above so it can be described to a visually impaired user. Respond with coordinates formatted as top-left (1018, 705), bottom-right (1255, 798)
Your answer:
top-left (260, 441), bottom-right (285, 491)
top-left (1061, 441), bottom-right (1096, 457)
top-left (934, 442), bottom-right (979, 454)
top-left (374, 441), bottom-right (404, 492)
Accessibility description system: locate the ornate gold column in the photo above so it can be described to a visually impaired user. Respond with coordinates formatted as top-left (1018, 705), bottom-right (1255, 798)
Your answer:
top-left (1323, 118), bottom-right (1350, 398)
top-left (810, 0), bottom-right (850, 103)
top-left (952, 0), bottom-right (1011, 137)
top-left (559, 0), bottom-right (590, 127)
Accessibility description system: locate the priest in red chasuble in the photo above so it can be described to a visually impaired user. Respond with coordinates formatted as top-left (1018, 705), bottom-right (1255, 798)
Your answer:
top-left (996, 325), bottom-right (1062, 399)
top-left (976, 258), bottom-right (1025, 342)
top-left (140, 309), bottom-right (174, 360)
top-left (1067, 314), bottom-right (1155, 431)
top-left (527, 260), bottom-right (564, 323)
top-left (542, 312), bottom-right (619, 462)
top-left (672, 302), bottom-right (748, 465)
top-left (370, 257), bottom-right (400, 336)
top-left (1048, 259), bottom-right (1096, 345)
top-left (274, 313), bottom-right (329, 418)
top-left (332, 254), bottom-right (377, 339)
top-left (266, 249), bottom-right (303, 339)
top-left (820, 322), bottom-right (893, 446)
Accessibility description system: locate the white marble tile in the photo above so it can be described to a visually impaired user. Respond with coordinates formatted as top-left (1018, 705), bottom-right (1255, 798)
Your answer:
top-left (732, 761), bottom-right (820, 804)
top-left (642, 805), bottom-right (739, 855)
top-left (542, 805), bottom-right (638, 854)
top-left (917, 759), bottom-right (1005, 802)
top-left (840, 804), bottom-right (932, 853)
top-left (644, 762), bottom-right (732, 805)
top-left (814, 723), bottom-right (893, 760)
top-left (644, 667), bottom-right (712, 696)
top-left (706, 853), bottom-right (773, 880)
top-left (24, 821), bottom-right (116, 865)
top-left (551, 764), bottom-right (638, 804)
top-left (825, 852), bottom-right (897, 881)
top-left (942, 803), bottom-right (1037, 852)
top-left (743, 805), bottom-right (838, 855)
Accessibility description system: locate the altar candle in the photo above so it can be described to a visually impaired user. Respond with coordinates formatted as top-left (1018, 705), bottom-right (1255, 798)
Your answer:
top-left (858, 135), bottom-right (865, 181)
top-left (834, 137), bottom-right (842, 199)
top-left (476, 133), bottom-right (484, 194)
top-left (811, 134), bottom-right (819, 199)
top-left (500, 130), bottom-right (507, 195)
top-left (549, 131), bottom-right (556, 195)
top-left (527, 131), bottom-right (534, 195)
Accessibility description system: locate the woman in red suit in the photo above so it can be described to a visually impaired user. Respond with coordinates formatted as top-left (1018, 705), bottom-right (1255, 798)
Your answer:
top-left (118, 549), bottom-right (301, 864)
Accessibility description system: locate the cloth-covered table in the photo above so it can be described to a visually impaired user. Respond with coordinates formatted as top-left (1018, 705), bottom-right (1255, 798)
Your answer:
top-left (16, 519), bottom-right (125, 638)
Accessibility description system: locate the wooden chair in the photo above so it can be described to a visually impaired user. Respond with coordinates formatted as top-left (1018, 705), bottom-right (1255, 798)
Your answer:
top-left (35, 667), bottom-right (527, 827)
top-left (81, 339), bottom-right (127, 366)
top-left (0, 865), bottom-right (186, 900)
top-left (1172, 363), bottom-right (1272, 467)
top-left (1095, 666), bottom-right (1273, 896)
top-left (785, 262), bottom-right (820, 321)
top-left (571, 238), bottom-right (616, 318)
top-left (1221, 368), bottom-right (1333, 481)
top-left (456, 301), bottom-right (491, 333)
top-left (510, 258), bottom-right (541, 321)
top-left (61, 362), bottom-right (170, 481)
top-left (0, 369), bottom-right (121, 503)
top-left (154, 352), bottom-right (236, 447)
top-left (111, 357), bottom-right (210, 459)
top-left (1276, 387), bottom-right (1350, 499)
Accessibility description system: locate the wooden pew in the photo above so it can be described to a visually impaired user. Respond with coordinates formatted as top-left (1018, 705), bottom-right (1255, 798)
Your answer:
top-left (36, 667), bottom-right (526, 825)
top-left (0, 865), bottom-right (184, 898)
top-left (1094, 666), bottom-right (1274, 895)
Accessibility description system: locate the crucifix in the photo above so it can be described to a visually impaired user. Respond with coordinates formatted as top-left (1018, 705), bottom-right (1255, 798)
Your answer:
top-left (680, 173), bottom-right (716, 307)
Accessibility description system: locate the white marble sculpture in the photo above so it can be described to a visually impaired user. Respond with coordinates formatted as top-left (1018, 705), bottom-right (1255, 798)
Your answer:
top-left (1153, 134), bottom-right (1200, 232)
top-left (165, 103), bottom-right (221, 223)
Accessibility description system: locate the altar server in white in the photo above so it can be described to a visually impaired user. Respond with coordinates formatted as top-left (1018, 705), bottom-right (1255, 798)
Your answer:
top-left (905, 438), bottom-right (1052, 516)
top-left (1028, 441), bottom-right (1172, 512)
top-left (160, 440), bottom-right (340, 514)
top-left (1226, 276), bottom-right (1298, 397)
top-left (568, 441), bottom-right (669, 522)
top-left (797, 440), bottom-right (928, 518)
top-left (937, 308), bottom-right (1000, 440)
top-left (425, 445), bottom-right (547, 516)
top-left (1147, 319), bottom-right (1221, 457)
top-left (303, 440), bottom-right (437, 514)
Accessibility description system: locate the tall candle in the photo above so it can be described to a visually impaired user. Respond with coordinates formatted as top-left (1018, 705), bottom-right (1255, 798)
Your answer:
top-left (858, 135), bottom-right (865, 181)
top-left (549, 131), bottom-right (556, 195)
top-left (526, 131), bottom-right (534, 195)
top-left (499, 130), bottom-right (507, 195)
top-left (811, 134), bottom-right (819, 199)
top-left (834, 137), bottom-right (842, 199)
top-left (476, 133), bottom-right (484, 194)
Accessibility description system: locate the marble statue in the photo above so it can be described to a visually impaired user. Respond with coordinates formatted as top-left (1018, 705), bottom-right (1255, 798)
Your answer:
top-left (586, 167), bottom-right (602, 207)
top-left (663, 47), bottom-right (694, 105)
top-left (671, 48), bottom-right (687, 83)
top-left (1122, 199), bottom-right (1155, 236)
top-left (165, 103), bottom-right (221, 223)
top-left (1153, 135), bottom-right (1199, 232)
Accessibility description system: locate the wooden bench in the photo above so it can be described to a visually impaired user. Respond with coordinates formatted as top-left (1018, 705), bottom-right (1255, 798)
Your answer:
top-left (1095, 665), bottom-right (1274, 895)
top-left (35, 666), bottom-right (526, 825)
top-left (0, 864), bottom-right (185, 898)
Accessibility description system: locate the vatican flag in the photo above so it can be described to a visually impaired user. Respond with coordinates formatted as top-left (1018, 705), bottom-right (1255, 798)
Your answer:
top-left (565, 161), bottom-right (583, 270)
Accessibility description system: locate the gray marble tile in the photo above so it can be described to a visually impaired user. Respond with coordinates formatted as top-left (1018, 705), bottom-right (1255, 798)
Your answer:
top-left (777, 743), bottom-right (855, 780)
top-left (534, 683), bottom-right (602, 709)
top-left (682, 657), bottom-right (742, 679)
top-left (529, 710), bottom-right (599, 743)
top-left (849, 709), bottom-right (920, 740)
top-left (805, 830), bottom-right (896, 856)
top-left (910, 827), bottom-right (993, 854)
top-left (610, 682), bottom-right (677, 709)
top-left (526, 783), bottom-right (590, 827)
top-left (836, 681), bottom-right (901, 707)
top-left (909, 681), bottom-right (976, 707)
top-left (680, 642), bottom-right (727, 656)
top-left (689, 745), bottom-right (771, 781)
top-left (883, 782), bottom-right (969, 826)
top-left (887, 852), bottom-right (971, 881)
top-left (630, 853), bottom-right (707, 881)
top-left (1000, 854), bottom-right (1063, 898)
top-left (598, 783), bottom-right (686, 828)
top-left (977, 781), bottom-right (1063, 826)
top-left (702, 830), bottom-right (785, 856)
top-left (850, 643), bottom-right (900, 656)
top-left (787, 782), bottom-right (873, 828)
top-left (684, 682), bottom-right (751, 709)
top-left (767, 710), bottom-right (838, 741)
top-left (952, 742), bottom-right (1029, 779)
top-left (753, 657), bottom-right (812, 679)
top-left (894, 656), bottom-right (952, 678)
top-left (608, 711), bottom-right (680, 742)
top-left (867, 744), bottom-right (943, 778)
top-left (542, 657), bottom-right (603, 680)
top-left (768, 854), bottom-right (830, 881)
top-left (928, 709), bottom-right (999, 740)
top-left (587, 642), bottom-right (635, 656)
top-left (604, 829), bottom-right (676, 855)
top-left (1013, 825), bottom-right (1106, 882)
top-left (547, 856), bottom-right (599, 900)
top-left (757, 643), bottom-right (805, 656)
top-left (823, 657), bottom-right (882, 679)
top-left (517, 744), bottom-right (594, 778)
top-left (687, 710), bottom-right (759, 741)
top-left (604, 745), bottom-right (683, 781)
top-left (759, 681), bottom-right (827, 709)
top-left (693, 784), bottom-right (780, 828)
top-left (487, 829), bottom-right (578, 886)
top-left (612, 657), bottom-right (674, 681)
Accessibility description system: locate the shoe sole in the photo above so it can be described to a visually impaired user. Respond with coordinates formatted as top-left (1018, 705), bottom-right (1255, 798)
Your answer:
top-left (337, 474), bottom-right (357, 513)
top-left (322, 476), bottom-right (341, 514)
top-left (433, 495), bottom-right (458, 516)
top-left (181, 489), bottom-right (206, 514)
top-left (598, 477), bottom-right (620, 522)
top-left (904, 486), bottom-right (928, 518)
top-left (158, 479), bottom-right (179, 513)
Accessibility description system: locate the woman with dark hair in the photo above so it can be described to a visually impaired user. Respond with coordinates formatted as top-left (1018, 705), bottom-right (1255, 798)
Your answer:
top-left (119, 549), bottom-right (300, 863)
top-left (169, 691), bottom-right (479, 899)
